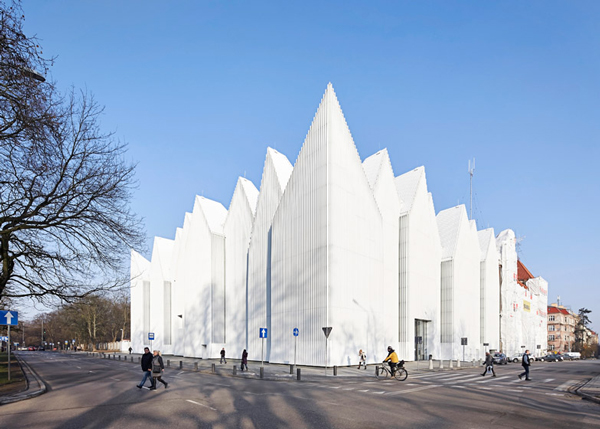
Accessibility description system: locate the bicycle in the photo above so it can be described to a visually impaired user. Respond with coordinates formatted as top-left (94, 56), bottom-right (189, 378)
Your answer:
top-left (376, 360), bottom-right (408, 381)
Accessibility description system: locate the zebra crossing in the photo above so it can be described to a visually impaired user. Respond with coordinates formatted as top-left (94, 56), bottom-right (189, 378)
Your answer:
top-left (314, 370), bottom-right (582, 397)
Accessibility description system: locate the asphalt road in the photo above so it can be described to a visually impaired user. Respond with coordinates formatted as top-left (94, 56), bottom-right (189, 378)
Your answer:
top-left (0, 353), bottom-right (599, 428)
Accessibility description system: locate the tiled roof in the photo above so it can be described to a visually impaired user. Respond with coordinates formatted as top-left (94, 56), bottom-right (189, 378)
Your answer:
top-left (517, 260), bottom-right (535, 281)
top-left (547, 306), bottom-right (570, 315)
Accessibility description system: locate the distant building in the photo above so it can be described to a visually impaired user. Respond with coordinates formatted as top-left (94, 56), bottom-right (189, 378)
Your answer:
top-left (547, 303), bottom-right (577, 353)
top-left (497, 230), bottom-right (548, 358)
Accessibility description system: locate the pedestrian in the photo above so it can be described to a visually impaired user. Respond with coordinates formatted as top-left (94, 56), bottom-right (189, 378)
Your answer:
top-left (136, 347), bottom-right (156, 389)
top-left (481, 352), bottom-right (496, 377)
top-left (241, 349), bottom-right (248, 371)
top-left (151, 350), bottom-right (168, 390)
top-left (220, 347), bottom-right (227, 364)
top-left (358, 349), bottom-right (367, 370)
top-left (518, 349), bottom-right (532, 381)
top-left (128, 346), bottom-right (132, 355)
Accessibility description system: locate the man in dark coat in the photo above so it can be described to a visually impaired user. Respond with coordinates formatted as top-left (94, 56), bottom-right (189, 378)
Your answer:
top-left (518, 349), bottom-right (532, 381)
top-left (137, 347), bottom-right (156, 389)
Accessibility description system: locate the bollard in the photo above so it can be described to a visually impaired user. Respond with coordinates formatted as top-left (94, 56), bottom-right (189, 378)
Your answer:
top-left (179, 361), bottom-right (183, 370)
top-left (131, 356), bottom-right (133, 363)
top-left (212, 363), bottom-right (216, 373)
top-left (119, 355), bottom-right (121, 361)
top-left (429, 359), bottom-right (433, 370)
top-left (472, 359), bottom-right (475, 367)
top-left (439, 360), bottom-right (444, 369)
top-left (233, 365), bottom-right (237, 375)
top-left (290, 365), bottom-right (294, 375)
top-left (297, 368), bottom-right (301, 381)
top-left (375, 366), bottom-right (379, 377)
top-left (333, 366), bottom-right (338, 376)
top-left (450, 359), bottom-right (453, 369)
top-left (457, 359), bottom-right (461, 368)
top-left (167, 359), bottom-right (170, 368)
top-left (138, 357), bottom-right (141, 364)
top-left (194, 362), bottom-right (198, 371)
top-left (260, 367), bottom-right (264, 379)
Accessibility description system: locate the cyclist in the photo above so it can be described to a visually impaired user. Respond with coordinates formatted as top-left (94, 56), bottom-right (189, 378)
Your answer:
top-left (383, 346), bottom-right (399, 375)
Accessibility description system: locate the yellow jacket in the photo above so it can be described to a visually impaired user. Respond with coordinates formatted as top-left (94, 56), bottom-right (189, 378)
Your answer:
top-left (384, 351), bottom-right (399, 363)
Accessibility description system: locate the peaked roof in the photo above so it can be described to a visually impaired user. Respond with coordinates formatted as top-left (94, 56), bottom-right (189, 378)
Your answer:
top-left (436, 205), bottom-right (466, 260)
top-left (239, 177), bottom-right (260, 216)
top-left (395, 166), bottom-right (425, 214)
top-left (194, 196), bottom-right (228, 234)
top-left (477, 228), bottom-right (494, 261)
top-left (363, 150), bottom-right (386, 189)
top-left (267, 147), bottom-right (293, 191)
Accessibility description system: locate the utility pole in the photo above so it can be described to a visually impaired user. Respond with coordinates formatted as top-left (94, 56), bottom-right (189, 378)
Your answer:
top-left (468, 158), bottom-right (475, 220)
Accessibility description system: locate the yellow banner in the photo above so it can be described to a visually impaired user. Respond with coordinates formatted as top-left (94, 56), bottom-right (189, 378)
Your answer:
top-left (523, 300), bottom-right (531, 312)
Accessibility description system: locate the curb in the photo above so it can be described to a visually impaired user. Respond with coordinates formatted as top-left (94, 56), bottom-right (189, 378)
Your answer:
top-left (0, 354), bottom-right (47, 405)
top-left (571, 377), bottom-right (600, 405)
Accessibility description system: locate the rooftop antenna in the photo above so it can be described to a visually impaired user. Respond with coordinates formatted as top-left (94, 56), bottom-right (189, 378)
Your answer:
top-left (557, 295), bottom-right (561, 306)
top-left (468, 158), bottom-right (475, 220)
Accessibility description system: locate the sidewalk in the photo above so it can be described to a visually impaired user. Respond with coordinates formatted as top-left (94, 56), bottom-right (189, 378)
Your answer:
top-left (574, 374), bottom-right (600, 404)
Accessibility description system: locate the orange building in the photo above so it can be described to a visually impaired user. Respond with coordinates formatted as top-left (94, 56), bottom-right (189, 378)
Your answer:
top-left (547, 304), bottom-right (577, 352)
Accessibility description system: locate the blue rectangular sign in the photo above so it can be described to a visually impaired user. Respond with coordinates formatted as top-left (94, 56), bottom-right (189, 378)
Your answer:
top-left (0, 310), bottom-right (18, 326)
top-left (259, 328), bottom-right (268, 338)
top-left (148, 332), bottom-right (154, 340)
top-left (0, 336), bottom-right (8, 341)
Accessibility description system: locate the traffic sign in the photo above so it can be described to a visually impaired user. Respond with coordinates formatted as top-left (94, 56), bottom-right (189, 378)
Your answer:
top-left (148, 332), bottom-right (155, 341)
top-left (0, 336), bottom-right (8, 341)
top-left (461, 337), bottom-right (468, 346)
top-left (293, 328), bottom-right (299, 337)
top-left (322, 327), bottom-right (332, 338)
top-left (259, 328), bottom-right (268, 338)
top-left (0, 310), bottom-right (18, 326)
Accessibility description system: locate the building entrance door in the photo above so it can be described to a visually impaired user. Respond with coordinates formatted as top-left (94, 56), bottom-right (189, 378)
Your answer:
top-left (414, 319), bottom-right (428, 361)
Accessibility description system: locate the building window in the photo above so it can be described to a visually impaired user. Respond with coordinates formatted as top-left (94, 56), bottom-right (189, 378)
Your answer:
top-left (549, 315), bottom-right (555, 322)
top-left (549, 335), bottom-right (555, 341)
top-left (549, 344), bottom-right (555, 351)
top-left (548, 325), bottom-right (555, 332)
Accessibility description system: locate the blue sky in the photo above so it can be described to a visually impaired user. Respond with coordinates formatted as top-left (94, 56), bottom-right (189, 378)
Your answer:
top-left (22, 1), bottom-right (599, 328)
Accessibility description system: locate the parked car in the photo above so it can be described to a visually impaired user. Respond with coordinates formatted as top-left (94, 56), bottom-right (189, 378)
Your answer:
top-left (493, 352), bottom-right (508, 365)
top-left (543, 354), bottom-right (560, 362)
top-left (38, 346), bottom-right (45, 351)
top-left (509, 354), bottom-right (522, 363)
top-left (27, 346), bottom-right (35, 351)
top-left (563, 352), bottom-right (581, 360)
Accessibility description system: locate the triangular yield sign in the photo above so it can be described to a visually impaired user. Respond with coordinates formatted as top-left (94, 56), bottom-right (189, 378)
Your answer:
top-left (322, 327), bottom-right (332, 338)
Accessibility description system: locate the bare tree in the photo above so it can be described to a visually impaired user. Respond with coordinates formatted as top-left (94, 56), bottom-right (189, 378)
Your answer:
top-left (0, 2), bottom-right (145, 303)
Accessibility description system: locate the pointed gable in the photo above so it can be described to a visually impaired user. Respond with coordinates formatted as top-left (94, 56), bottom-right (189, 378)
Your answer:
top-left (193, 196), bottom-right (227, 235)
top-left (437, 205), bottom-right (465, 260)
top-left (395, 166), bottom-right (425, 214)
top-left (478, 228), bottom-right (494, 261)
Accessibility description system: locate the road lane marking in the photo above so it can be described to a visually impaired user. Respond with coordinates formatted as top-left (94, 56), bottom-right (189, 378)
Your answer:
top-left (357, 390), bottom-right (369, 392)
top-left (373, 391), bottom-right (385, 394)
top-left (543, 378), bottom-right (555, 383)
top-left (554, 380), bottom-right (578, 391)
top-left (388, 385), bottom-right (440, 395)
top-left (476, 376), bottom-right (510, 384)
top-left (186, 399), bottom-right (216, 411)
top-left (477, 387), bottom-right (492, 390)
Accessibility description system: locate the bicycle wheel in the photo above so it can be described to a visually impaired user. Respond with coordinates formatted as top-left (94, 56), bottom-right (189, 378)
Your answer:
top-left (394, 368), bottom-right (408, 381)
top-left (376, 366), bottom-right (390, 379)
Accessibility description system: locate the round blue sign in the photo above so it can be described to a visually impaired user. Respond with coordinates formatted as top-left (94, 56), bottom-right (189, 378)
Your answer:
top-left (293, 328), bottom-right (299, 337)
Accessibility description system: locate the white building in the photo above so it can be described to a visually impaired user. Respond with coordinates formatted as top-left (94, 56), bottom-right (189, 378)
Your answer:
top-left (131, 84), bottom-right (509, 365)
top-left (496, 229), bottom-right (548, 358)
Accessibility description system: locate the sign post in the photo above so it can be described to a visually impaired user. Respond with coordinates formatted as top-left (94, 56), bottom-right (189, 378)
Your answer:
top-left (461, 337), bottom-right (468, 362)
top-left (293, 328), bottom-right (299, 368)
top-left (259, 328), bottom-right (268, 366)
top-left (1, 311), bottom-right (18, 381)
top-left (148, 332), bottom-right (154, 351)
top-left (322, 327), bottom-right (332, 374)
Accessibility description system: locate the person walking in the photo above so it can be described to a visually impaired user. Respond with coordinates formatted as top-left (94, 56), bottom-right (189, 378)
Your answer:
top-left (241, 349), bottom-right (248, 371)
top-left (220, 347), bottom-right (227, 364)
top-left (136, 347), bottom-right (156, 389)
top-left (358, 349), bottom-right (367, 370)
top-left (518, 349), bottom-right (532, 381)
top-left (150, 350), bottom-right (168, 390)
top-left (128, 346), bottom-right (132, 355)
top-left (481, 352), bottom-right (496, 377)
